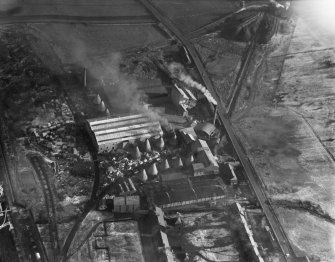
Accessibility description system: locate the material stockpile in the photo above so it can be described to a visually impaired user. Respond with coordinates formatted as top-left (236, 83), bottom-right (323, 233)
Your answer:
top-left (98, 134), bottom-right (186, 186)
top-left (100, 148), bottom-right (163, 184)
top-left (25, 98), bottom-right (79, 158)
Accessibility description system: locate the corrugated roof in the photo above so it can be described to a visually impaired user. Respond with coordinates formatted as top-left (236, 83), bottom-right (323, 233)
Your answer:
top-left (87, 114), bottom-right (163, 146)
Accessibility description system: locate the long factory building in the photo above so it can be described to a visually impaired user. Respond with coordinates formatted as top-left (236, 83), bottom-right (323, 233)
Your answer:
top-left (86, 114), bottom-right (163, 153)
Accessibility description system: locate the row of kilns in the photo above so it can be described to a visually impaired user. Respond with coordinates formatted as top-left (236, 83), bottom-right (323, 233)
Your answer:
top-left (93, 94), bottom-right (111, 115)
top-left (130, 137), bottom-right (164, 160)
top-left (138, 154), bottom-right (195, 182)
top-left (131, 132), bottom-right (179, 159)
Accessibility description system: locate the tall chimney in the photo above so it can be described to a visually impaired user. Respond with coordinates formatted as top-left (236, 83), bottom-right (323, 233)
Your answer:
top-left (84, 68), bottom-right (87, 87)
top-left (213, 105), bottom-right (218, 125)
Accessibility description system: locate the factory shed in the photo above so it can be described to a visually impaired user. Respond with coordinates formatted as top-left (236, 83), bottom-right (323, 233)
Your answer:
top-left (142, 177), bottom-right (226, 208)
top-left (194, 122), bottom-right (217, 139)
top-left (113, 195), bottom-right (140, 213)
top-left (86, 114), bottom-right (163, 153)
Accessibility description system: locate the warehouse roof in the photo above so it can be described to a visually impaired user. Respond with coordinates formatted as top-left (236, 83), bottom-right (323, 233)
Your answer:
top-left (86, 114), bottom-right (163, 150)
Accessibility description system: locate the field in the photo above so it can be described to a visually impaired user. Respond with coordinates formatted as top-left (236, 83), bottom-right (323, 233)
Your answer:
top-left (231, 9), bottom-right (335, 261)
top-left (2, 0), bottom-right (149, 17)
top-left (29, 23), bottom-right (168, 65)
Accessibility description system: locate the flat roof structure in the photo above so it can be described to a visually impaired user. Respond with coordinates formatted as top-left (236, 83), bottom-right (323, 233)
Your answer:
top-left (86, 114), bottom-right (163, 153)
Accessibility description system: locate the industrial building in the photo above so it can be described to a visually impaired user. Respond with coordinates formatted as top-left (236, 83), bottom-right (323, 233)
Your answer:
top-left (151, 206), bottom-right (175, 262)
top-left (86, 114), bottom-right (163, 153)
top-left (179, 126), bottom-right (219, 175)
top-left (142, 176), bottom-right (226, 208)
top-left (113, 195), bottom-right (140, 213)
top-left (170, 83), bottom-right (197, 116)
top-left (234, 203), bottom-right (264, 262)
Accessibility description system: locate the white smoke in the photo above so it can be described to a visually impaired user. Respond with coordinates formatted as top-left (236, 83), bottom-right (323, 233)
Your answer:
top-left (168, 62), bottom-right (217, 106)
top-left (90, 53), bottom-right (169, 127)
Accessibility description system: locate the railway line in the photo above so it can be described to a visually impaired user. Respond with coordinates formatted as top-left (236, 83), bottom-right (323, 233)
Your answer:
top-left (0, 118), bottom-right (49, 262)
top-left (0, 14), bottom-right (155, 25)
top-left (11, 209), bottom-right (49, 262)
top-left (27, 154), bottom-right (60, 261)
top-left (0, 118), bottom-right (16, 207)
top-left (225, 13), bottom-right (266, 116)
top-left (137, 0), bottom-right (296, 260)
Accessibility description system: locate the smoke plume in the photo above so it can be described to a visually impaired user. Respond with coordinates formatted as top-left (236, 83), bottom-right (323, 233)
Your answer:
top-left (31, 25), bottom-right (168, 126)
top-left (168, 62), bottom-right (217, 106)
top-left (83, 53), bottom-right (169, 127)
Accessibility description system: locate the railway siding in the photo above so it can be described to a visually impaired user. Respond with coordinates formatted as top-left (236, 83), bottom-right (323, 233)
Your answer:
top-left (138, 0), bottom-right (296, 260)
top-left (27, 154), bottom-right (60, 261)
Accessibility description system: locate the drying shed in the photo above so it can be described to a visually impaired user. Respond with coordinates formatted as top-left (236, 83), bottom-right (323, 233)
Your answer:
top-left (86, 114), bottom-right (163, 153)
